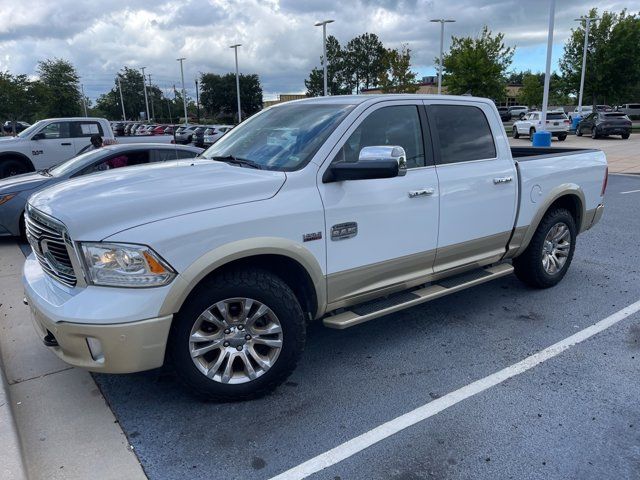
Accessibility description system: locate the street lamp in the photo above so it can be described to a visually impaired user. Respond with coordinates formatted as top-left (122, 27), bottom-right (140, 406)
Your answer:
top-left (574, 15), bottom-right (600, 115)
top-left (230, 44), bottom-right (242, 123)
top-left (535, 0), bottom-right (556, 147)
top-left (177, 58), bottom-right (188, 125)
top-left (430, 19), bottom-right (455, 94)
top-left (140, 67), bottom-right (150, 121)
top-left (314, 19), bottom-right (334, 96)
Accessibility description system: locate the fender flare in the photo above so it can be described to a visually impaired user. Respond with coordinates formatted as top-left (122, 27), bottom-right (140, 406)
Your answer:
top-left (159, 237), bottom-right (327, 319)
top-left (0, 152), bottom-right (35, 172)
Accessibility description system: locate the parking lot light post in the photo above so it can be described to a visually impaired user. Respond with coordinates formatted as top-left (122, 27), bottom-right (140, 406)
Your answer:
top-left (177, 58), bottom-right (188, 126)
top-left (117, 75), bottom-right (126, 121)
top-left (80, 83), bottom-right (88, 117)
top-left (147, 74), bottom-right (155, 121)
top-left (539, 0), bottom-right (556, 132)
top-left (575, 16), bottom-right (599, 115)
top-left (230, 44), bottom-right (242, 123)
top-left (140, 67), bottom-right (150, 122)
top-left (314, 19), bottom-right (334, 96)
top-left (430, 19), bottom-right (455, 95)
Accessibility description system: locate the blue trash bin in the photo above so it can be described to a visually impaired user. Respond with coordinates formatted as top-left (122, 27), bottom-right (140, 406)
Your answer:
top-left (571, 115), bottom-right (581, 133)
top-left (532, 131), bottom-right (552, 147)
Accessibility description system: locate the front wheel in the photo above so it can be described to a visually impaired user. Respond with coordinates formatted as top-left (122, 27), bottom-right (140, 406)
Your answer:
top-left (591, 127), bottom-right (599, 139)
top-left (576, 126), bottom-right (583, 136)
top-left (0, 158), bottom-right (29, 179)
top-left (513, 208), bottom-right (576, 289)
top-left (168, 268), bottom-right (306, 401)
top-left (512, 126), bottom-right (520, 139)
top-left (529, 127), bottom-right (536, 137)
top-left (621, 133), bottom-right (630, 140)
top-left (557, 134), bottom-right (567, 141)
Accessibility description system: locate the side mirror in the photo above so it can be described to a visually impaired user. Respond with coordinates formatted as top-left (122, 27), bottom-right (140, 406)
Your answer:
top-left (325, 146), bottom-right (407, 182)
top-left (31, 132), bottom-right (45, 141)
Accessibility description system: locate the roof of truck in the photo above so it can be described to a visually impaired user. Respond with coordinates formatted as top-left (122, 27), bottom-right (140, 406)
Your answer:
top-left (275, 94), bottom-right (494, 106)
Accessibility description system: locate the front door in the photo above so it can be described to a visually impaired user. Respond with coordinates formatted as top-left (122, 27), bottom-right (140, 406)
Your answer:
top-left (29, 121), bottom-right (76, 169)
top-left (425, 101), bottom-right (518, 273)
top-left (318, 101), bottom-right (440, 308)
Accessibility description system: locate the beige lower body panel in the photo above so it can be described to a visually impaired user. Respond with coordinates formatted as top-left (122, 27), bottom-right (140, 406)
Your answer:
top-left (30, 310), bottom-right (173, 373)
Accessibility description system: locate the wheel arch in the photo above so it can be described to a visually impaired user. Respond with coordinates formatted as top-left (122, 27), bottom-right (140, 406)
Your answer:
top-left (0, 152), bottom-right (35, 172)
top-left (513, 185), bottom-right (586, 258)
top-left (160, 238), bottom-right (327, 321)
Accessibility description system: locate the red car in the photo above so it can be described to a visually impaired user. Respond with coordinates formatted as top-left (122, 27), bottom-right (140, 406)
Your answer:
top-left (149, 125), bottom-right (168, 135)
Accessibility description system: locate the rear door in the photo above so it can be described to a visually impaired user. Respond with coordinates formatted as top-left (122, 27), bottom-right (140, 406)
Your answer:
top-left (425, 101), bottom-right (517, 273)
top-left (29, 121), bottom-right (75, 169)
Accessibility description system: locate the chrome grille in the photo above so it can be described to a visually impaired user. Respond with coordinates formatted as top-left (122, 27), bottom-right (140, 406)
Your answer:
top-left (25, 207), bottom-right (77, 287)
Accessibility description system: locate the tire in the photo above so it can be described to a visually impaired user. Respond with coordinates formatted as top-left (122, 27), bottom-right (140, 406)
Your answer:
top-left (576, 126), bottom-right (583, 137)
top-left (621, 133), bottom-right (630, 140)
top-left (591, 127), bottom-right (598, 139)
top-left (558, 134), bottom-right (567, 141)
top-left (0, 158), bottom-right (29, 179)
top-left (168, 268), bottom-right (306, 401)
top-left (529, 127), bottom-right (536, 138)
top-left (513, 208), bottom-right (576, 289)
top-left (512, 126), bottom-right (520, 139)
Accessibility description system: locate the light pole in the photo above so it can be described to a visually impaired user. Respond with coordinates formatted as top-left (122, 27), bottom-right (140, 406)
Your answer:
top-left (230, 44), bottom-right (242, 123)
top-left (430, 19), bottom-right (455, 95)
top-left (314, 19), bottom-right (334, 96)
top-left (80, 83), bottom-right (88, 117)
top-left (147, 74), bottom-right (155, 121)
top-left (117, 75), bottom-right (126, 121)
top-left (177, 58), bottom-right (188, 125)
top-left (195, 79), bottom-right (200, 124)
top-left (140, 67), bottom-right (150, 121)
top-left (574, 15), bottom-right (599, 115)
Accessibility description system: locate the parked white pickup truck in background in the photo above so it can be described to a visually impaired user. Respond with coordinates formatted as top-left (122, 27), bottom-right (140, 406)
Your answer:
top-left (22, 95), bottom-right (607, 401)
top-left (0, 117), bottom-right (173, 178)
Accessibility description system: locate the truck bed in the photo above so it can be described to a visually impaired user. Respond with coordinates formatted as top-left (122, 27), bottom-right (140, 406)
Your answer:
top-left (511, 146), bottom-right (599, 161)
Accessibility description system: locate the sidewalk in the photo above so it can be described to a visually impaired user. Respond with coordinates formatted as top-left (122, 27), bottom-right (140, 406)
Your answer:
top-left (0, 239), bottom-right (147, 480)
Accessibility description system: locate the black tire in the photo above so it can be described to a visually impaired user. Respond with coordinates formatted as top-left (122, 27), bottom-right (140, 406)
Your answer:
top-left (591, 127), bottom-right (598, 139)
top-left (513, 208), bottom-right (577, 289)
top-left (621, 133), bottom-right (630, 140)
top-left (512, 126), bottom-right (520, 139)
top-left (576, 126), bottom-right (583, 136)
top-left (168, 268), bottom-right (306, 401)
top-left (529, 127), bottom-right (536, 137)
top-left (0, 158), bottom-right (29, 179)
top-left (558, 134), bottom-right (567, 141)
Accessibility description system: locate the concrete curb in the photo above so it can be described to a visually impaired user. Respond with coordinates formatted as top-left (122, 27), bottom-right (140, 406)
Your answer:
top-left (0, 355), bottom-right (28, 480)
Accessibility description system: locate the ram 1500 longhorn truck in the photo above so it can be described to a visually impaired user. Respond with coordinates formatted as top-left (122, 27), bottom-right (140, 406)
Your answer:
top-left (22, 95), bottom-right (607, 401)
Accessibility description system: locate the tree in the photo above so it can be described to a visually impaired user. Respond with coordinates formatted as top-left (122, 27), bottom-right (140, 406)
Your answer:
top-left (37, 58), bottom-right (82, 117)
top-left (199, 73), bottom-right (263, 122)
top-left (344, 33), bottom-right (386, 93)
top-left (559, 9), bottom-right (640, 105)
top-left (378, 45), bottom-right (420, 93)
top-left (95, 67), bottom-right (154, 121)
top-left (517, 72), bottom-right (543, 107)
top-left (305, 35), bottom-right (351, 96)
top-left (440, 26), bottom-right (514, 100)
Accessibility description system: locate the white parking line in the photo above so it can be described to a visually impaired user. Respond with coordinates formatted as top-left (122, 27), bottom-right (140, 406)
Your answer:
top-left (620, 189), bottom-right (640, 194)
top-left (270, 299), bottom-right (640, 480)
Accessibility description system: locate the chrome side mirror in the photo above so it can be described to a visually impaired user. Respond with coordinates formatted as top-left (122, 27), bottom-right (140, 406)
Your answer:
top-left (358, 146), bottom-right (407, 177)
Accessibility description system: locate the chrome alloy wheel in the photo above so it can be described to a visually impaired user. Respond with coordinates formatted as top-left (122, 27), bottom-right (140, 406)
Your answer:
top-left (189, 298), bottom-right (283, 384)
top-left (542, 222), bottom-right (571, 275)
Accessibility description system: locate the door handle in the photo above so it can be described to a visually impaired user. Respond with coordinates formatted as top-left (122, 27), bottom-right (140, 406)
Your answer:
top-left (61, 142), bottom-right (72, 146)
top-left (493, 176), bottom-right (513, 184)
top-left (408, 188), bottom-right (435, 198)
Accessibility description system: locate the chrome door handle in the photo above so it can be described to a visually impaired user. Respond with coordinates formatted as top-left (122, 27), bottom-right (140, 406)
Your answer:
top-left (493, 176), bottom-right (513, 184)
top-left (408, 188), bottom-right (435, 198)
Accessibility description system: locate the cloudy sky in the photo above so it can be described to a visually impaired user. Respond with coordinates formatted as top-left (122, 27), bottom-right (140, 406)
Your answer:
top-left (0, 0), bottom-right (637, 101)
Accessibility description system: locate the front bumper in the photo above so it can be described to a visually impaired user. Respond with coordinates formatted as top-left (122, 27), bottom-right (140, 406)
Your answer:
top-left (23, 254), bottom-right (174, 373)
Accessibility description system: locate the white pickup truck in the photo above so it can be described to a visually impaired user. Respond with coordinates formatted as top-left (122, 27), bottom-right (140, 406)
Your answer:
top-left (22, 95), bottom-right (607, 401)
top-left (0, 117), bottom-right (172, 178)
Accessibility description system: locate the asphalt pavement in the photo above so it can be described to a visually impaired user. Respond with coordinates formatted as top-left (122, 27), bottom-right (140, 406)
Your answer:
top-left (90, 174), bottom-right (640, 480)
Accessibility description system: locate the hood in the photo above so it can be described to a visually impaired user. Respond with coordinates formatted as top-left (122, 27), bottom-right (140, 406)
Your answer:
top-left (28, 160), bottom-right (286, 240)
top-left (0, 136), bottom-right (19, 143)
top-left (0, 171), bottom-right (51, 193)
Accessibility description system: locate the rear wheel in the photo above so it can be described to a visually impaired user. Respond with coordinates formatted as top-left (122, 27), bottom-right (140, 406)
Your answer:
top-left (557, 134), bottom-right (567, 141)
top-left (591, 127), bottom-right (599, 139)
top-left (513, 208), bottom-right (576, 289)
top-left (0, 158), bottom-right (29, 179)
top-left (169, 268), bottom-right (306, 401)
top-left (621, 133), bottom-right (630, 140)
top-left (576, 126), bottom-right (583, 136)
top-left (529, 127), bottom-right (536, 137)
top-left (512, 126), bottom-right (520, 139)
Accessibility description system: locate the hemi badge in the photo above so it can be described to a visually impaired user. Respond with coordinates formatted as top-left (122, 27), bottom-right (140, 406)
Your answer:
top-left (303, 232), bottom-right (322, 242)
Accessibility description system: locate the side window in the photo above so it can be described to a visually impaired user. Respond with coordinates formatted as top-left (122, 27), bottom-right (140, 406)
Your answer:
top-left (429, 105), bottom-right (497, 164)
top-left (37, 122), bottom-right (71, 139)
top-left (332, 105), bottom-right (427, 169)
top-left (76, 151), bottom-right (150, 176)
top-left (73, 121), bottom-right (104, 138)
top-left (176, 149), bottom-right (198, 159)
top-left (152, 149), bottom-right (197, 162)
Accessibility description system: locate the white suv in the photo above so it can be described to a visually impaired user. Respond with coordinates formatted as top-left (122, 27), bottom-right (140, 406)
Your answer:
top-left (512, 111), bottom-right (570, 140)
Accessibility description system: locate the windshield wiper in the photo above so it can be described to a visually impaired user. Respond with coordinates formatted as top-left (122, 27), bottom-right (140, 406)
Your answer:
top-left (210, 155), bottom-right (263, 170)
top-left (38, 167), bottom-right (53, 177)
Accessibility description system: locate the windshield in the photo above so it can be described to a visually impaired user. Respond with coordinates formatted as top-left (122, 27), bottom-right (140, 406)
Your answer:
top-left (547, 113), bottom-right (566, 119)
top-left (48, 149), bottom-right (110, 176)
top-left (201, 103), bottom-right (354, 171)
top-left (16, 120), bottom-right (46, 138)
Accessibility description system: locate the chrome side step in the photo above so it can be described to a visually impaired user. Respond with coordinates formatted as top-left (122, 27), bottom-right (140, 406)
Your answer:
top-left (323, 263), bottom-right (514, 329)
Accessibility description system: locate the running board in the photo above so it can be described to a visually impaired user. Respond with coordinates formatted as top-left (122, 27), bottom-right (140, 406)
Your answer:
top-left (323, 263), bottom-right (514, 329)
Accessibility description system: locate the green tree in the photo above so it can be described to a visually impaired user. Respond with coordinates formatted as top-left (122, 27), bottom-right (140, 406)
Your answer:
top-left (344, 33), bottom-right (386, 93)
top-left (378, 45), bottom-right (420, 93)
top-left (559, 9), bottom-right (640, 105)
top-left (199, 73), bottom-right (263, 122)
top-left (440, 26), bottom-right (514, 100)
top-left (517, 72), bottom-right (543, 107)
top-left (95, 67), bottom-right (152, 121)
top-left (305, 35), bottom-right (351, 96)
top-left (36, 58), bottom-right (82, 117)
top-left (0, 73), bottom-right (42, 133)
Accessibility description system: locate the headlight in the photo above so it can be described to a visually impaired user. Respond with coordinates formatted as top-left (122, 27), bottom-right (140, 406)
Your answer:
top-left (80, 242), bottom-right (176, 287)
top-left (0, 193), bottom-right (17, 206)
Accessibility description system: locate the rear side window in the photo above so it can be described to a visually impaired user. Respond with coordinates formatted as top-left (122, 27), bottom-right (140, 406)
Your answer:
top-left (73, 121), bottom-right (104, 138)
top-left (429, 105), bottom-right (496, 164)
